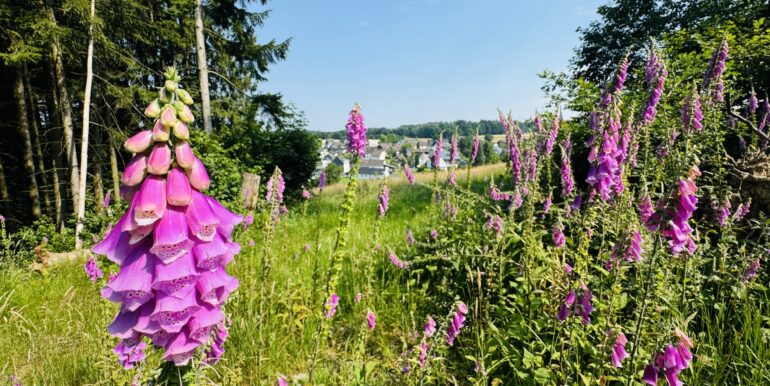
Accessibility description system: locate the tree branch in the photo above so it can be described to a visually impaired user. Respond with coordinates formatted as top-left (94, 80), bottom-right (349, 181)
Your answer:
top-left (726, 94), bottom-right (770, 141)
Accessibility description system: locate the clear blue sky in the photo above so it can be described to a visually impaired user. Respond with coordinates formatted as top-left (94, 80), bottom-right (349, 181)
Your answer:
top-left (256, 0), bottom-right (606, 131)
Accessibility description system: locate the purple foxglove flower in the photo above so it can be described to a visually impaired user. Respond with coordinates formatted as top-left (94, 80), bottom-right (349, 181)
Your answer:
top-left (406, 228), bottom-right (415, 246)
top-left (152, 252), bottom-right (198, 298)
top-left (206, 323), bottom-right (229, 364)
top-left (101, 250), bottom-right (154, 311)
top-left (642, 363), bottom-right (659, 385)
top-left (318, 171), bottom-right (326, 191)
top-left (166, 167), bottom-right (192, 206)
top-left (146, 144), bottom-right (172, 175)
top-left (276, 376), bottom-right (288, 386)
top-left (735, 199), bottom-right (750, 220)
top-left (388, 252), bottom-right (406, 269)
top-left (187, 157), bottom-right (211, 190)
top-left (163, 330), bottom-right (200, 366)
top-left (742, 259), bottom-right (761, 282)
top-left (346, 104), bottom-right (367, 158)
top-left (186, 190), bottom-right (219, 241)
top-left (446, 302), bottom-right (468, 346)
top-left (378, 185), bottom-right (389, 216)
top-left (749, 90), bottom-right (759, 114)
top-left (152, 120), bottom-right (170, 142)
top-left (150, 205), bottom-right (194, 264)
top-left (450, 132), bottom-right (459, 163)
top-left (302, 189), bottom-right (311, 199)
top-left (471, 132), bottom-right (480, 164)
top-left (545, 117), bottom-right (559, 155)
top-left (366, 309), bottom-right (376, 330)
top-left (434, 133), bottom-right (443, 169)
top-left (197, 268), bottom-right (239, 306)
top-left (134, 175), bottom-right (167, 226)
top-left (188, 304), bottom-right (224, 342)
top-left (122, 154), bottom-right (148, 187)
top-left (103, 191), bottom-right (111, 208)
top-left (249, 239), bottom-right (255, 246)
top-left (242, 213), bottom-right (254, 230)
top-left (403, 163), bottom-right (415, 185)
top-left (175, 101), bottom-right (194, 124)
top-left (175, 141), bottom-right (196, 170)
top-left (543, 193), bottom-right (552, 215)
top-left (424, 316), bottom-right (436, 337)
top-left (560, 139), bottom-right (574, 197)
top-left (114, 337), bottom-right (147, 369)
top-left (85, 257), bottom-right (104, 282)
top-left (447, 169), bottom-right (457, 186)
top-left (640, 195), bottom-right (654, 223)
top-left (145, 99), bottom-right (161, 118)
top-left (552, 225), bottom-right (565, 248)
top-left (564, 263), bottom-right (573, 274)
top-left (419, 338), bottom-right (429, 368)
top-left (576, 285), bottom-right (593, 324)
top-left (610, 331), bottom-right (629, 368)
top-left (324, 293), bottom-right (340, 318)
top-left (124, 130), bottom-right (153, 153)
top-left (159, 105), bottom-right (177, 127)
top-left (173, 121), bottom-right (190, 141)
top-left (715, 199), bottom-right (731, 226)
top-left (485, 214), bottom-right (504, 239)
top-left (430, 229), bottom-right (438, 239)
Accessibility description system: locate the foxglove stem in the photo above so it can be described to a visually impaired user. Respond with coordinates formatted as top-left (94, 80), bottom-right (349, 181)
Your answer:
top-left (627, 234), bottom-right (661, 386)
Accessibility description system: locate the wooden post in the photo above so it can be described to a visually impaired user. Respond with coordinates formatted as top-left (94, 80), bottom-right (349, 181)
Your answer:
top-left (241, 173), bottom-right (261, 209)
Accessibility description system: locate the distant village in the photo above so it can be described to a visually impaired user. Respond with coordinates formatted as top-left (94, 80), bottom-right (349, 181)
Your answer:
top-left (317, 137), bottom-right (507, 180)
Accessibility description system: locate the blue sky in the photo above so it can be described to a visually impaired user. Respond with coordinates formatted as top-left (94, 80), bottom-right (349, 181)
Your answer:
top-left (256, 0), bottom-right (606, 131)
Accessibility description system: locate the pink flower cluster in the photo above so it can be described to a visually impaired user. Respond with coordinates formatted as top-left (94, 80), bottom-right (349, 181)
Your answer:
top-left (346, 104), bottom-right (368, 158)
top-left (388, 252), bottom-right (406, 269)
top-left (95, 73), bottom-right (242, 367)
top-left (645, 166), bottom-right (700, 255)
top-left (446, 302), bottom-right (468, 346)
top-left (556, 284), bottom-right (593, 324)
top-left (403, 164), bottom-right (415, 185)
top-left (610, 331), bottom-right (629, 368)
top-left (643, 48), bottom-right (668, 124)
top-left (471, 132), bottom-right (480, 164)
top-left (434, 133), bottom-right (443, 169)
top-left (642, 330), bottom-right (694, 386)
top-left (560, 139), bottom-right (574, 197)
top-left (606, 230), bottom-right (643, 270)
top-left (450, 131), bottom-right (459, 164)
top-left (485, 214), bottom-right (504, 239)
top-left (681, 90), bottom-right (703, 134)
top-left (378, 184), bottom-right (389, 217)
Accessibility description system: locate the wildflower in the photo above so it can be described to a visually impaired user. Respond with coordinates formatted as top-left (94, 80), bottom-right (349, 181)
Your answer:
top-left (564, 263), bottom-right (573, 274)
top-left (446, 302), bottom-right (469, 346)
top-left (302, 189), bottom-right (311, 199)
top-left (447, 169), bottom-right (457, 186)
top-left (560, 139), bottom-right (574, 197)
top-left (471, 131), bottom-right (480, 164)
top-left (113, 337), bottom-right (147, 369)
top-left (510, 188), bottom-right (523, 210)
top-left (608, 230), bottom-right (643, 270)
top-left (276, 376), bottom-right (288, 386)
top-left (552, 224), bottom-right (565, 248)
top-left (418, 338), bottom-right (429, 367)
top-left (524, 149), bottom-right (538, 183)
top-left (243, 213), bottom-right (254, 230)
top-left (742, 259), bottom-right (761, 282)
top-left (735, 199), bottom-right (751, 220)
top-left (319, 171), bottom-right (326, 191)
top-left (450, 131), bottom-right (459, 164)
top-left (403, 163), bottom-right (415, 185)
top-left (715, 199), bottom-right (731, 226)
top-left (489, 180), bottom-right (511, 201)
top-left (249, 239), bottom-right (255, 246)
top-left (0, 214), bottom-right (5, 223)
top-left (647, 166), bottom-right (700, 255)
top-left (366, 310), bottom-right (376, 330)
top-left (642, 48), bottom-right (667, 124)
top-left (424, 316), bottom-right (437, 337)
top-left (206, 323), bottom-right (229, 364)
top-left (406, 228), bottom-right (415, 246)
top-left (355, 292), bottom-right (363, 303)
top-left (388, 252), bottom-right (406, 269)
top-left (543, 192), bottom-right (552, 215)
top-left (639, 195), bottom-right (654, 223)
top-left (346, 104), bottom-right (367, 158)
top-left (485, 215), bottom-right (504, 239)
top-left (94, 71), bottom-right (243, 368)
top-left (433, 133), bottom-right (443, 169)
top-left (749, 89), bottom-right (759, 114)
top-left (84, 257), bottom-right (104, 283)
top-left (545, 116), bottom-right (559, 156)
top-left (576, 284), bottom-right (594, 324)
top-left (610, 331), bottom-right (630, 368)
top-left (378, 184), bottom-right (389, 217)
top-left (556, 290), bottom-right (576, 322)
top-left (430, 229), bottom-right (438, 239)
top-left (324, 293), bottom-right (339, 318)
top-left (642, 330), bottom-right (695, 386)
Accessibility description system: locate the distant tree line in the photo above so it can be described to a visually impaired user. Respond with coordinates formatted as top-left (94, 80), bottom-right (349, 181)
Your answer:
top-left (314, 119), bottom-right (536, 141)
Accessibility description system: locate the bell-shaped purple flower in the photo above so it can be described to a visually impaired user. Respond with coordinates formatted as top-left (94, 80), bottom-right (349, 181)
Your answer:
top-left (146, 143), bottom-right (172, 175)
top-left (187, 157), bottom-right (211, 191)
top-left (150, 205), bottom-right (194, 264)
top-left (122, 154), bottom-right (148, 187)
top-left (124, 130), bottom-right (153, 153)
top-left (166, 167), bottom-right (192, 206)
top-left (134, 175), bottom-right (167, 226)
top-left (175, 141), bottom-right (196, 170)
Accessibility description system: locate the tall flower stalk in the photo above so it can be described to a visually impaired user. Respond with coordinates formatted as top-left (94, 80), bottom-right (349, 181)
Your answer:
top-left (94, 68), bottom-right (242, 368)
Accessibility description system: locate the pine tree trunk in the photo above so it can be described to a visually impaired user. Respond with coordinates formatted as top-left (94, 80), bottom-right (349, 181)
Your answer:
top-left (47, 5), bottom-right (80, 216)
top-left (24, 64), bottom-right (52, 215)
top-left (109, 139), bottom-right (121, 205)
top-left (75, 0), bottom-right (96, 249)
top-left (0, 160), bottom-right (10, 217)
top-left (92, 124), bottom-right (104, 214)
top-left (14, 66), bottom-right (42, 220)
top-left (47, 66), bottom-right (68, 230)
top-left (195, 0), bottom-right (213, 133)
